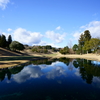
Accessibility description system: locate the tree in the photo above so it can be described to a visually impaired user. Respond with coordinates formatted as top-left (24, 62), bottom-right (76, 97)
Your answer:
top-left (0, 34), bottom-right (7, 48)
top-left (78, 30), bottom-right (91, 54)
top-left (72, 44), bottom-right (78, 54)
top-left (83, 41), bottom-right (90, 54)
top-left (0, 35), bottom-right (1, 47)
top-left (9, 41), bottom-right (25, 51)
top-left (60, 46), bottom-right (69, 54)
top-left (7, 35), bottom-right (12, 47)
top-left (89, 38), bottom-right (100, 53)
top-left (84, 30), bottom-right (91, 41)
top-left (78, 33), bottom-right (84, 54)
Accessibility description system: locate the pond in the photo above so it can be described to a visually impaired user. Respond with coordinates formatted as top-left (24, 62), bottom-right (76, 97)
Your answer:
top-left (0, 58), bottom-right (100, 100)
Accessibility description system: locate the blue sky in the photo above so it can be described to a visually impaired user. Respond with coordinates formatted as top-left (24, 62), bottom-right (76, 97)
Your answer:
top-left (0, 0), bottom-right (100, 48)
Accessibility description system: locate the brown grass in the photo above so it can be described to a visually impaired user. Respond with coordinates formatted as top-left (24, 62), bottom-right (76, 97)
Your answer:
top-left (0, 60), bottom-right (29, 68)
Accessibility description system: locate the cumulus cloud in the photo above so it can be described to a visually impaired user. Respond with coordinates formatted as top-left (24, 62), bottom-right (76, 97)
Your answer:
top-left (73, 31), bottom-right (81, 40)
top-left (7, 28), bottom-right (12, 32)
top-left (56, 26), bottom-right (61, 30)
top-left (45, 31), bottom-right (65, 43)
top-left (0, 0), bottom-right (10, 10)
top-left (85, 21), bottom-right (100, 38)
top-left (73, 21), bottom-right (100, 40)
top-left (13, 28), bottom-right (43, 45)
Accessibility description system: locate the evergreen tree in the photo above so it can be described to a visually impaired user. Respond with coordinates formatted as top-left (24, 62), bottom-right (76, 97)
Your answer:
top-left (78, 33), bottom-right (84, 54)
top-left (84, 30), bottom-right (91, 41)
top-left (7, 35), bottom-right (12, 48)
top-left (0, 34), bottom-right (7, 48)
top-left (78, 30), bottom-right (91, 54)
top-left (83, 30), bottom-right (91, 53)
top-left (78, 33), bottom-right (84, 46)
top-left (89, 38), bottom-right (100, 53)
top-left (0, 35), bottom-right (1, 47)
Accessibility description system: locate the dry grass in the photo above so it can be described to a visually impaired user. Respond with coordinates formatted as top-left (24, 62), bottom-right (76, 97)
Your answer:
top-left (0, 60), bottom-right (29, 68)
top-left (19, 49), bottom-right (100, 61)
top-left (50, 52), bottom-right (100, 61)
top-left (1, 48), bottom-right (100, 69)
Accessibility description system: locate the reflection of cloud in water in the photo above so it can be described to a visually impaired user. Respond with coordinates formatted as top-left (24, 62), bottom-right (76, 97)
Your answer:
top-left (38, 64), bottom-right (47, 69)
top-left (13, 64), bottom-right (43, 83)
top-left (46, 66), bottom-right (66, 79)
top-left (13, 62), bottom-right (67, 83)
top-left (50, 61), bottom-right (67, 68)
top-left (75, 68), bottom-right (81, 76)
top-left (68, 60), bottom-right (75, 71)
top-left (92, 77), bottom-right (100, 88)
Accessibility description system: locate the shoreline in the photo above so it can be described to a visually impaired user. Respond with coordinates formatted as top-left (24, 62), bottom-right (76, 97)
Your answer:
top-left (52, 53), bottom-right (100, 62)
top-left (0, 53), bottom-right (100, 69)
top-left (43, 52), bottom-right (100, 62)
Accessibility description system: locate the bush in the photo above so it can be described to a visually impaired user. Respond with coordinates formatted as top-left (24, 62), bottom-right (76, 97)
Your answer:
top-left (10, 41), bottom-right (25, 51)
top-left (59, 46), bottom-right (69, 54)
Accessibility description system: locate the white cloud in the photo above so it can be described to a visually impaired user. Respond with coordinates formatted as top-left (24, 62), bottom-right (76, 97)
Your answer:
top-left (13, 28), bottom-right (43, 45)
top-left (73, 21), bottom-right (100, 40)
top-left (0, 0), bottom-right (10, 10)
top-left (73, 31), bottom-right (81, 40)
top-left (56, 26), bottom-right (61, 30)
top-left (86, 21), bottom-right (100, 38)
top-left (7, 28), bottom-right (12, 32)
top-left (45, 30), bottom-right (65, 43)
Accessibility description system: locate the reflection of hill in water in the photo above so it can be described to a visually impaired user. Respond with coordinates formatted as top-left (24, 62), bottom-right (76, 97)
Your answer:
top-left (0, 58), bottom-right (100, 84)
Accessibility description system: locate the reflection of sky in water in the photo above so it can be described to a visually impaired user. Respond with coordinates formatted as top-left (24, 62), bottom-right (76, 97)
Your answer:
top-left (91, 61), bottom-right (100, 65)
top-left (74, 68), bottom-right (81, 76)
top-left (1, 59), bottom-right (100, 100)
top-left (13, 62), bottom-right (69, 83)
top-left (92, 77), bottom-right (100, 88)
top-left (12, 61), bottom-right (77, 83)
top-left (10, 60), bottom-right (100, 89)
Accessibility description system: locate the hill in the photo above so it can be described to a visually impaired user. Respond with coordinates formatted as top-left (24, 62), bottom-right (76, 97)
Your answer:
top-left (0, 47), bottom-right (27, 56)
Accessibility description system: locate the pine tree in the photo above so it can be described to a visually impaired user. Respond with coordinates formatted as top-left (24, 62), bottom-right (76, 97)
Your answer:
top-left (78, 33), bottom-right (84, 46)
top-left (78, 30), bottom-right (92, 54)
top-left (0, 34), bottom-right (7, 48)
top-left (7, 35), bottom-right (12, 48)
top-left (84, 30), bottom-right (91, 41)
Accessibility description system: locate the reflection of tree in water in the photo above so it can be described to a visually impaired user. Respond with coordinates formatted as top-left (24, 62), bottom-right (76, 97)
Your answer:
top-left (59, 57), bottom-right (71, 66)
top-left (73, 59), bottom-right (100, 84)
top-left (9, 65), bottom-right (24, 74)
top-left (31, 58), bottom-right (57, 65)
top-left (0, 68), bottom-right (11, 81)
top-left (0, 65), bottom-right (24, 82)
top-left (0, 69), bottom-right (6, 81)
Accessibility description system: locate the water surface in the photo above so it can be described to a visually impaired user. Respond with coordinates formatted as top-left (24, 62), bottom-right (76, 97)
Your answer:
top-left (0, 58), bottom-right (100, 100)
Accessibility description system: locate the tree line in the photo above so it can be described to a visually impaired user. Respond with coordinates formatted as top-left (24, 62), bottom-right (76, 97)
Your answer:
top-left (0, 34), bottom-right (24, 51)
top-left (73, 30), bottom-right (100, 54)
top-left (0, 34), bottom-right (12, 48)
top-left (60, 30), bottom-right (100, 55)
top-left (32, 45), bottom-right (59, 53)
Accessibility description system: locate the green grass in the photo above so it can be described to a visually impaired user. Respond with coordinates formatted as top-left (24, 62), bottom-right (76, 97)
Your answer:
top-left (0, 56), bottom-right (35, 61)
